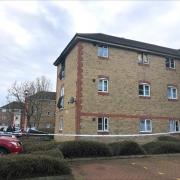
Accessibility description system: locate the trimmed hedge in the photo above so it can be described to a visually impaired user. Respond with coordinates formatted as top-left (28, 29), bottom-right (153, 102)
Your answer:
top-left (157, 136), bottom-right (180, 142)
top-left (0, 154), bottom-right (70, 180)
top-left (143, 141), bottom-right (180, 154)
top-left (59, 141), bottom-right (112, 158)
top-left (31, 149), bottom-right (64, 159)
top-left (22, 141), bottom-right (58, 153)
top-left (109, 141), bottom-right (145, 156)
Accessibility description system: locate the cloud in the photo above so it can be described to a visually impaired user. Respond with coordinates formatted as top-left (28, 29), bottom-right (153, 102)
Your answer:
top-left (0, 1), bottom-right (180, 106)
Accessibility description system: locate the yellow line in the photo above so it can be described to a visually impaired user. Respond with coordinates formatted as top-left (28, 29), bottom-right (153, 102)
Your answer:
top-left (176, 178), bottom-right (180, 180)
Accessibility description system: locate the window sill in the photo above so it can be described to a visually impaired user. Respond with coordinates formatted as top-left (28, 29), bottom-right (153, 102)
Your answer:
top-left (97, 56), bottom-right (109, 60)
top-left (169, 131), bottom-right (180, 134)
top-left (59, 130), bottom-right (63, 133)
top-left (139, 96), bottom-right (151, 99)
top-left (97, 131), bottom-right (109, 135)
top-left (139, 131), bottom-right (152, 134)
top-left (98, 92), bottom-right (109, 96)
top-left (168, 99), bottom-right (178, 102)
top-left (166, 67), bottom-right (176, 71)
top-left (138, 63), bottom-right (149, 66)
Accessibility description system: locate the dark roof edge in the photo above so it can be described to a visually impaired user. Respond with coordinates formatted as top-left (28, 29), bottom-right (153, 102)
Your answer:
top-left (53, 34), bottom-right (180, 66)
top-left (53, 34), bottom-right (79, 66)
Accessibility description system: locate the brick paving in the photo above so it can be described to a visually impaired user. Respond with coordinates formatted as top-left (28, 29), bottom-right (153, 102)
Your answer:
top-left (71, 156), bottom-right (180, 180)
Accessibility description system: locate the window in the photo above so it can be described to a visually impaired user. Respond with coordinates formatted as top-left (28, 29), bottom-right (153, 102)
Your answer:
top-left (59, 62), bottom-right (65, 80)
top-left (140, 119), bottom-right (152, 132)
top-left (98, 78), bottom-right (108, 92)
top-left (138, 53), bottom-right (149, 64)
top-left (167, 86), bottom-right (177, 99)
top-left (57, 86), bottom-right (64, 109)
top-left (98, 117), bottom-right (109, 132)
top-left (46, 123), bottom-right (51, 129)
top-left (166, 58), bottom-right (175, 69)
top-left (169, 120), bottom-right (180, 132)
top-left (59, 118), bottom-right (63, 131)
top-left (47, 112), bottom-right (50, 116)
top-left (97, 45), bottom-right (108, 58)
top-left (139, 83), bottom-right (150, 97)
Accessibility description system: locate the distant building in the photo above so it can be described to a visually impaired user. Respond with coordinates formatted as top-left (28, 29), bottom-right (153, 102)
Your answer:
top-left (0, 101), bottom-right (24, 129)
top-left (28, 91), bottom-right (56, 131)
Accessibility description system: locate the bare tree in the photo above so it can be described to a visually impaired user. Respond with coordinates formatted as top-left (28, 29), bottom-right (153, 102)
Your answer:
top-left (7, 76), bottom-right (52, 128)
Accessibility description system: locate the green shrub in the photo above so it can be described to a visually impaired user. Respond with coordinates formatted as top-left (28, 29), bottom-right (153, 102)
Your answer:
top-left (109, 141), bottom-right (145, 156)
top-left (23, 141), bottom-right (58, 153)
top-left (0, 154), bottom-right (70, 180)
top-left (143, 141), bottom-right (180, 154)
top-left (59, 141), bottom-right (112, 158)
top-left (157, 136), bottom-right (180, 142)
top-left (31, 149), bottom-right (64, 159)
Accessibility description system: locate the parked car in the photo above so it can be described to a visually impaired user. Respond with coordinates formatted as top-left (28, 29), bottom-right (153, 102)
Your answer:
top-left (0, 136), bottom-right (23, 156)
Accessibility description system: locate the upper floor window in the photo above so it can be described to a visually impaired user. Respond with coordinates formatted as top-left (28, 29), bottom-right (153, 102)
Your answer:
top-left (140, 119), bottom-right (152, 132)
top-left (97, 45), bottom-right (108, 58)
top-left (59, 62), bottom-right (65, 80)
top-left (57, 86), bottom-right (64, 109)
top-left (138, 53), bottom-right (149, 64)
top-left (167, 86), bottom-right (177, 99)
top-left (169, 120), bottom-right (180, 132)
top-left (165, 58), bottom-right (175, 69)
top-left (98, 117), bottom-right (109, 132)
top-left (47, 112), bottom-right (50, 116)
top-left (98, 78), bottom-right (108, 92)
top-left (139, 83), bottom-right (150, 97)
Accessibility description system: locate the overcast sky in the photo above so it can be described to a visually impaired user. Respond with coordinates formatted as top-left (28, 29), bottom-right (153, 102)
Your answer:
top-left (0, 1), bottom-right (180, 106)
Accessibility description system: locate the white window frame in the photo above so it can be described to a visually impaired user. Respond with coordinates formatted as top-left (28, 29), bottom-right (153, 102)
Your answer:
top-left (139, 83), bottom-right (150, 97)
top-left (97, 45), bottom-right (108, 58)
top-left (98, 78), bottom-right (108, 92)
top-left (97, 117), bottom-right (109, 132)
top-left (167, 86), bottom-right (177, 99)
top-left (60, 86), bottom-right (64, 109)
top-left (46, 123), bottom-right (51, 129)
top-left (140, 119), bottom-right (152, 133)
top-left (166, 58), bottom-right (175, 69)
top-left (138, 53), bottom-right (149, 64)
top-left (169, 120), bottom-right (180, 132)
top-left (60, 86), bottom-right (64, 97)
top-left (59, 118), bottom-right (63, 131)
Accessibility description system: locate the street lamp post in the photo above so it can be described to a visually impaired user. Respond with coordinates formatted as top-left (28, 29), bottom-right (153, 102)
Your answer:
top-left (24, 90), bottom-right (29, 130)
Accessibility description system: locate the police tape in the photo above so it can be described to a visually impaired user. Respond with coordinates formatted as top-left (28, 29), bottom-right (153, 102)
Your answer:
top-left (19, 131), bottom-right (180, 137)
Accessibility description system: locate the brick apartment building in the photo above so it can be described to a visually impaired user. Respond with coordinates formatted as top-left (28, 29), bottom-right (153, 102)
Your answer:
top-left (54, 33), bottom-right (180, 142)
top-left (28, 91), bottom-right (56, 131)
top-left (0, 101), bottom-right (24, 129)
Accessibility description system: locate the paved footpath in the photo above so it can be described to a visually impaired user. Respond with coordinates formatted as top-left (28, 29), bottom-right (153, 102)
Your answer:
top-left (71, 156), bottom-right (180, 180)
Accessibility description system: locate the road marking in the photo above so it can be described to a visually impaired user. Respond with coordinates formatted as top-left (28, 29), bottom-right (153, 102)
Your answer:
top-left (131, 163), bottom-right (136, 165)
top-left (144, 167), bottom-right (148, 170)
top-left (158, 172), bottom-right (164, 175)
top-left (176, 178), bottom-right (180, 180)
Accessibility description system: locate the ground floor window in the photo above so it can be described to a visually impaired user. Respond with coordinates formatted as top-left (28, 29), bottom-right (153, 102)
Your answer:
top-left (98, 117), bottom-right (109, 132)
top-left (46, 123), bottom-right (51, 129)
top-left (169, 120), bottom-right (180, 132)
top-left (140, 119), bottom-right (152, 132)
top-left (59, 118), bottom-right (63, 131)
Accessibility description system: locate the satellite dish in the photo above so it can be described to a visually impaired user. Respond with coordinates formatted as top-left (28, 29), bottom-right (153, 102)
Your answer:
top-left (68, 97), bottom-right (76, 104)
